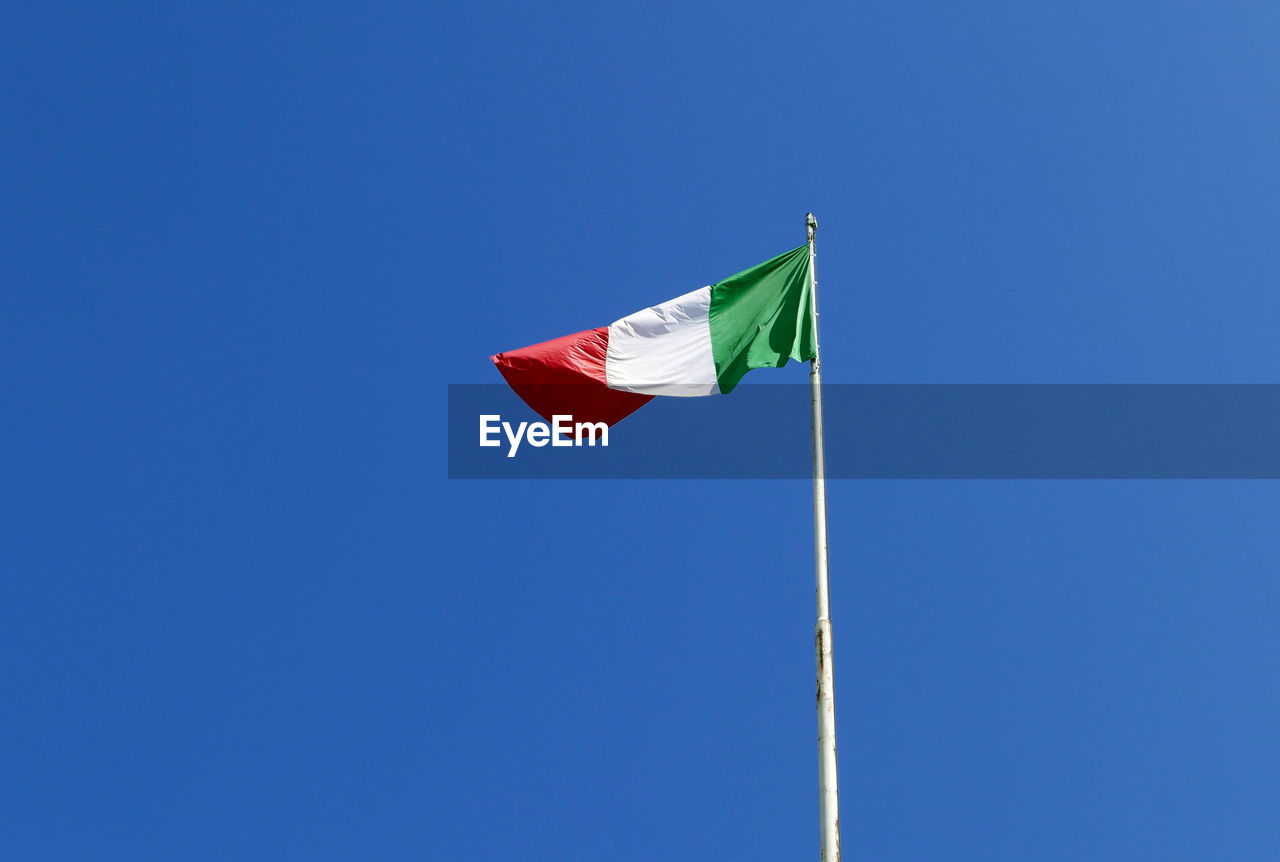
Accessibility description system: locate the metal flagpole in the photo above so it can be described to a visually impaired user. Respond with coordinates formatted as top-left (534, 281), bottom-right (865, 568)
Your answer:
top-left (807, 212), bottom-right (841, 862)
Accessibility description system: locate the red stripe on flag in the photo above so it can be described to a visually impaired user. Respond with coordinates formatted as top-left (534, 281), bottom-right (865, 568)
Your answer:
top-left (491, 327), bottom-right (652, 427)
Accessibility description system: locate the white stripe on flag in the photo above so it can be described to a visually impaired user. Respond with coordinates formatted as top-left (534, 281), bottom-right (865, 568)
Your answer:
top-left (605, 286), bottom-right (720, 397)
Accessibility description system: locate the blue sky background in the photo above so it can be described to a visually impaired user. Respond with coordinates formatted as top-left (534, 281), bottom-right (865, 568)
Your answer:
top-left (5, 1), bottom-right (1280, 859)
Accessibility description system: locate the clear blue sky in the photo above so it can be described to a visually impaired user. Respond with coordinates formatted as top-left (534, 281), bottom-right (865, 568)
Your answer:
top-left (6, 2), bottom-right (1280, 859)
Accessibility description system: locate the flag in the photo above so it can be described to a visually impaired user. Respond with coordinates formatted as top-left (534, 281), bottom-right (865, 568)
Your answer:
top-left (491, 244), bottom-right (816, 426)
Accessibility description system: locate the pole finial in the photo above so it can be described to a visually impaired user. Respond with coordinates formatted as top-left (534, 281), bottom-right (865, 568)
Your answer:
top-left (806, 212), bottom-right (817, 242)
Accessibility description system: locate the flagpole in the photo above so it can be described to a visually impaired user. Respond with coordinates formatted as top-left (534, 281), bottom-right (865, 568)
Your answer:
top-left (807, 212), bottom-right (841, 862)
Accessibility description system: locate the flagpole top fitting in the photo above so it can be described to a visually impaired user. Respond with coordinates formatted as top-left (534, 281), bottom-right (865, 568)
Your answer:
top-left (806, 212), bottom-right (817, 242)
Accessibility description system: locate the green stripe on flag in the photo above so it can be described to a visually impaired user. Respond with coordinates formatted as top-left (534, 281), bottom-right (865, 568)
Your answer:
top-left (708, 243), bottom-right (817, 394)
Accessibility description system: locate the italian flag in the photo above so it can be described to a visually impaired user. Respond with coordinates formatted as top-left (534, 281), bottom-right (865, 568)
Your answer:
top-left (492, 244), bottom-right (816, 426)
